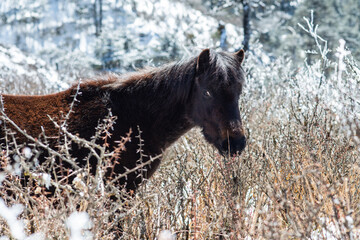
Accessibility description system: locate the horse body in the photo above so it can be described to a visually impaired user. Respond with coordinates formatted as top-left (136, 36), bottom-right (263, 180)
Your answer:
top-left (0, 49), bottom-right (246, 192)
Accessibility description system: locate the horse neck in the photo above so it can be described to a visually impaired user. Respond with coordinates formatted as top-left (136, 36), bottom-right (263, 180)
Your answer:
top-left (111, 66), bottom-right (196, 151)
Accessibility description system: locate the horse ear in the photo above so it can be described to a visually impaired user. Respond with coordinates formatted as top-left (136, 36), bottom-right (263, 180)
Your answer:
top-left (235, 49), bottom-right (245, 64)
top-left (196, 49), bottom-right (210, 75)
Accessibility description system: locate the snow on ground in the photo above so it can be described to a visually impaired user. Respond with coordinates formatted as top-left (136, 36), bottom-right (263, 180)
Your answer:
top-left (0, 198), bottom-right (45, 240)
top-left (0, 44), bottom-right (68, 94)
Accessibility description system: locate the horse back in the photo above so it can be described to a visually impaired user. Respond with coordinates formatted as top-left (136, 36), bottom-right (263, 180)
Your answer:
top-left (1, 90), bottom-right (72, 142)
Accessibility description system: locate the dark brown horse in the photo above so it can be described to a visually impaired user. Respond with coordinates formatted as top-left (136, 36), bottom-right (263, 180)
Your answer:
top-left (0, 48), bottom-right (246, 192)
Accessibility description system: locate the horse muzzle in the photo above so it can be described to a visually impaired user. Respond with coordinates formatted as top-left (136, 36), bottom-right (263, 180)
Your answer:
top-left (219, 135), bottom-right (246, 156)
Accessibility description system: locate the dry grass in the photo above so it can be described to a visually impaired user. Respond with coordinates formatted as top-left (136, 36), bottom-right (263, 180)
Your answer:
top-left (1, 41), bottom-right (360, 239)
top-left (1, 75), bottom-right (359, 239)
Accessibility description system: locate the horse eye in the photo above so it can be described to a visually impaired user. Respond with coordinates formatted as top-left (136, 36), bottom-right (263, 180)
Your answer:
top-left (203, 90), bottom-right (212, 98)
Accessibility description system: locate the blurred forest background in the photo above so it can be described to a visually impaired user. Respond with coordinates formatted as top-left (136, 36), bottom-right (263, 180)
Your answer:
top-left (0, 0), bottom-right (359, 81)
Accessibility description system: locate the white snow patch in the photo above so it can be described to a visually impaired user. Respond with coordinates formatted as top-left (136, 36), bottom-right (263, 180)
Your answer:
top-left (66, 212), bottom-right (93, 240)
top-left (0, 198), bottom-right (25, 240)
top-left (0, 198), bottom-right (45, 240)
top-left (158, 230), bottom-right (176, 240)
top-left (0, 44), bottom-right (69, 94)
